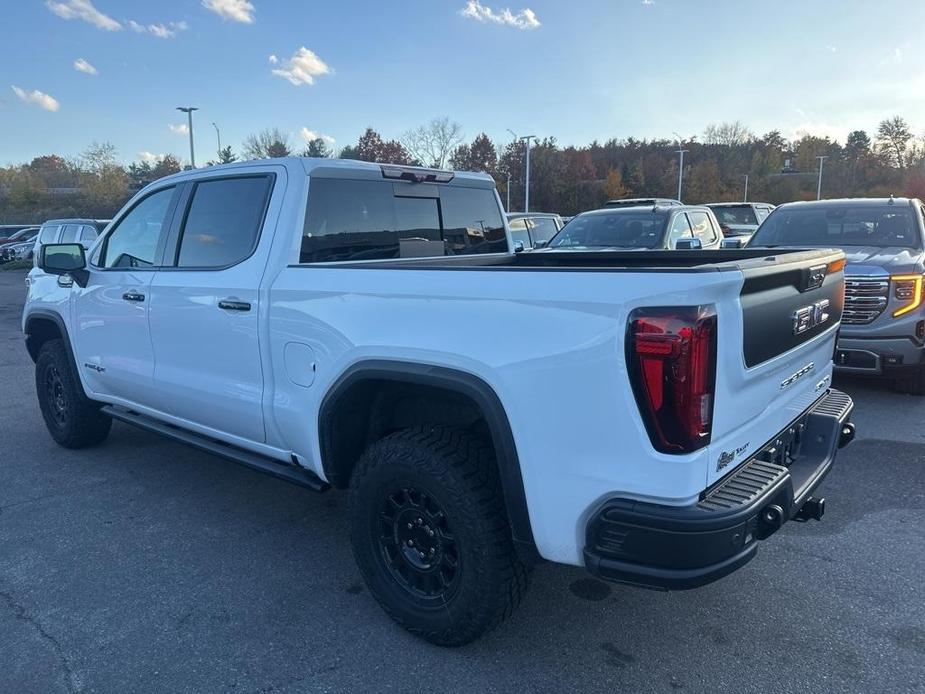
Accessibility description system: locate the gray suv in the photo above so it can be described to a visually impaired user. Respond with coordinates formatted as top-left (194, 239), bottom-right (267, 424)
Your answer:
top-left (747, 198), bottom-right (925, 393)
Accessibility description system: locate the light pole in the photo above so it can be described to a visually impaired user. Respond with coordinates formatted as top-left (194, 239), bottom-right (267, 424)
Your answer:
top-left (212, 122), bottom-right (221, 160)
top-left (673, 132), bottom-right (687, 202)
top-left (816, 155), bottom-right (828, 200)
top-left (522, 135), bottom-right (536, 212)
top-left (743, 174), bottom-right (749, 202)
top-left (506, 129), bottom-right (518, 211)
top-left (176, 106), bottom-right (198, 168)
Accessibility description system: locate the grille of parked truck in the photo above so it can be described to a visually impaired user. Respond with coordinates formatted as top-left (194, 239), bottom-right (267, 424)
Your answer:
top-left (23, 158), bottom-right (854, 645)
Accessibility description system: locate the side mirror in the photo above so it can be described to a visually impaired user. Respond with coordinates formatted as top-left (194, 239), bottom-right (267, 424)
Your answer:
top-left (40, 243), bottom-right (88, 287)
top-left (675, 237), bottom-right (703, 250)
top-left (513, 240), bottom-right (525, 253)
top-left (533, 239), bottom-right (548, 249)
top-left (721, 237), bottom-right (747, 249)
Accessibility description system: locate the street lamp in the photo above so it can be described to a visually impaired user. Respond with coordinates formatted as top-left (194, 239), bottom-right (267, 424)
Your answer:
top-left (743, 174), bottom-right (749, 202)
top-left (176, 106), bottom-right (198, 168)
top-left (212, 122), bottom-right (221, 161)
top-left (673, 132), bottom-right (688, 202)
top-left (816, 155), bottom-right (828, 200)
top-left (506, 172), bottom-right (511, 212)
top-left (521, 135), bottom-right (537, 212)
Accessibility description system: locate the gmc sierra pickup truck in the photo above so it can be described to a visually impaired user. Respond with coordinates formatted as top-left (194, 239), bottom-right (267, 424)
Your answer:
top-left (24, 158), bottom-right (855, 645)
top-left (747, 197), bottom-right (925, 393)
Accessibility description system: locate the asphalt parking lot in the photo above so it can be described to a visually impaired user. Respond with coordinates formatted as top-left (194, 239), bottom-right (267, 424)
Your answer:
top-left (1, 269), bottom-right (923, 694)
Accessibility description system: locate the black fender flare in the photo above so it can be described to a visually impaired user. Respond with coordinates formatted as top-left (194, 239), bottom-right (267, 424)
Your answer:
top-left (319, 360), bottom-right (539, 558)
top-left (24, 309), bottom-right (75, 365)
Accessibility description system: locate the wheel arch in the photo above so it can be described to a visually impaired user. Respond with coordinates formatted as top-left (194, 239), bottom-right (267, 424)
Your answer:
top-left (319, 360), bottom-right (538, 558)
top-left (24, 310), bottom-right (73, 365)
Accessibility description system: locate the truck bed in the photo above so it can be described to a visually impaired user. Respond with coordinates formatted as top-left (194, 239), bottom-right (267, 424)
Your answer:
top-left (318, 247), bottom-right (842, 273)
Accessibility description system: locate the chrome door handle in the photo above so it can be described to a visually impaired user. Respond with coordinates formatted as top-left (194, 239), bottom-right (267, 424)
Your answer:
top-left (218, 299), bottom-right (251, 312)
top-left (122, 291), bottom-right (145, 302)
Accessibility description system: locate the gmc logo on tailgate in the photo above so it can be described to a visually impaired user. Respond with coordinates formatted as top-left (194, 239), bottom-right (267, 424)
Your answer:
top-left (792, 299), bottom-right (830, 335)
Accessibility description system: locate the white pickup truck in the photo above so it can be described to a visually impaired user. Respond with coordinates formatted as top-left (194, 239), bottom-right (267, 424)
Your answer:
top-left (24, 158), bottom-right (855, 645)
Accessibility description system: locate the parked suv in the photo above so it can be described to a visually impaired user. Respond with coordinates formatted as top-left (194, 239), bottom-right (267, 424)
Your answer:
top-left (505, 212), bottom-right (564, 250)
top-left (747, 197), bottom-right (925, 393)
top-left (546, 204), bottom-right (724, 251)
top-left (24, 158), bottom-right (853, 645)
top-left (706, 202), bottom-right (775, 239)
top-left (32, 219), bottom-right (108, 265)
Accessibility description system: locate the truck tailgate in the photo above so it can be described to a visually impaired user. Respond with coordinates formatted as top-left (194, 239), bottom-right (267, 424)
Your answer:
top-left (707, 249), bottom-right (845, 486)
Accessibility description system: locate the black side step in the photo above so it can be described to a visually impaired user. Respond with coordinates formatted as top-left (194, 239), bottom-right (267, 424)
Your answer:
top-left (101, 406), bottom-right (330, 492)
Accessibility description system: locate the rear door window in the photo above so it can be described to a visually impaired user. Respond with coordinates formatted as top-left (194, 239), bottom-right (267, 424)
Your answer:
top-left (301, 178), bottom-right (507, 263)
top-left (688, 211), bottom-right (718, 245)
top-left (529, 217), bottom-right (559, 244)
top-left (175, 176), bottom-right (273, 268)
top-left (59, 224), bottom-right (80, 243)
top-left (78, 225), bottom-right (99, 245)
top-left (508, 218), bottom-right (531, 248)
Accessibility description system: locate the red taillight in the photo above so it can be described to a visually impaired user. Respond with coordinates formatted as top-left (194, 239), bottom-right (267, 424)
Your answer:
top-left (627, 306), bottom-right (717, 454)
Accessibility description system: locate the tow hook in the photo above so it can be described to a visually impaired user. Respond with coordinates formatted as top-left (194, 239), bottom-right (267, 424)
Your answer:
top-left (838, 422), bottom-right (856, 448)
top-left (794, 496), bottom-right (826, 522)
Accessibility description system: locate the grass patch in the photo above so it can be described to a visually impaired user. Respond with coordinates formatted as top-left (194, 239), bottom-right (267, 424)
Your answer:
top-left (0, 260), bottom-right (32, 271)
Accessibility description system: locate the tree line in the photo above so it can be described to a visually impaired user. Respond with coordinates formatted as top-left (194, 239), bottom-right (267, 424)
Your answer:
top-left (2, 116), bottom-right (924, 223)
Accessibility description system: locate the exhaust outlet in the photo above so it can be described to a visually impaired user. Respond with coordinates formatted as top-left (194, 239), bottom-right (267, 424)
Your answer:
top-left (838, 422), bottom-right (856, 448)
top-left (758, 504), bottom-right (785, 536)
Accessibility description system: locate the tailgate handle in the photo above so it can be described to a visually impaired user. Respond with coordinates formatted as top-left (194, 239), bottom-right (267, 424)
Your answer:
top-left (122, 291), bottom-right (145, 302)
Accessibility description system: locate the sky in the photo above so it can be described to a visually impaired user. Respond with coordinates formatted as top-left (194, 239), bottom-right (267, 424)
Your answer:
top-left (2, 0), bottom-right (925, 166)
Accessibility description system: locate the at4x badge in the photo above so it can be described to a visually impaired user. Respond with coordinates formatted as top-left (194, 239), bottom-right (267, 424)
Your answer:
top-left (717, 443), bottom-right (750, 472)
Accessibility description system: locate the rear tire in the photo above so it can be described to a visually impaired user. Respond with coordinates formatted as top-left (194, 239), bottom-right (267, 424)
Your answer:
top-left (893, 368), bottom-right (925, 396)
top-left (35, 339), bottom-right (112, 448)
top-left (348, 425), bottom-right (530, 646)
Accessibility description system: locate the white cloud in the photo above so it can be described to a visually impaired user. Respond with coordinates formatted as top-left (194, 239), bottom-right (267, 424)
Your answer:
top-left (299, 127), bottom-right (335, 145)
top-left (11, 85), bottom-right (60, 112)
top-left (128, 19), bottom-right (188, 38)
top-left (459, 1), bottom-right (540, 30)
top-left (169, 123), bottom-right (190, 135)
top-left (268, 54), bottom-right (278, 65)
top-left (202, 0), bottom-right (255, 23)
top-left (642, 0), bottom-right (654, 5)
top-left (270, 47), bottom-right (331, 86)
top-left (73, 58), bottom-right (98, 75)
top-left (46, 0), bottom-right (120, 30)
top-left (138, 151), bottom-right (166, 163)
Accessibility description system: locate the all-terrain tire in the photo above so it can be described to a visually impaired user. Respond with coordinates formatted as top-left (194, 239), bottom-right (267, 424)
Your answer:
top-left (348, 425), bottom-right (530, 646)
top-left (35, 339), bottom-right (112, 448)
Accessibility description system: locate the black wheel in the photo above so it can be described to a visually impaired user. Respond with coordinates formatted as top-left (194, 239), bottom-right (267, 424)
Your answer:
top-left (348, 425), bottom-right (530, 646)
top-left (35, 339), bottom-right (112, 448)
top-left (893, 368), bottom-right (925, 396)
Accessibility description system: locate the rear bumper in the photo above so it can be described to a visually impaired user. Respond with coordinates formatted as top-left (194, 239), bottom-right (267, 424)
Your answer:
top-left (583, 389), bottom-right (854, 590)
top-left (835, 335), bottom-right (925, 376)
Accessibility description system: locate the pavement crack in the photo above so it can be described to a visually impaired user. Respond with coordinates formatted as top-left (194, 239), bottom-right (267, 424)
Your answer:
top-left (0, 589), bottom-right (80, 693)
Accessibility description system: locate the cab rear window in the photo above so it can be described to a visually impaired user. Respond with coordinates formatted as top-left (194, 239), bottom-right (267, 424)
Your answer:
top-left (301, 179), bottom-right (507, 263)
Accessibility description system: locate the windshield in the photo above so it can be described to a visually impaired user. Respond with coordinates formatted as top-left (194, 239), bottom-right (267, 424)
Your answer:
top-left (549, 211), bottom-right (668, 249)
top-left (711, 206), bottom-right (757, 226)
top-left (749, 205), bottom-right (921, 249)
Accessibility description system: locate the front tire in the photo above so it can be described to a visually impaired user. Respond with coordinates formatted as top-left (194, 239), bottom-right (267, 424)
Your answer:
top-left (35, 339), bottom-right (112, 448)
top-left (893, 367), bottom-right (925, 396)
top-left (348, 425), bottom-right (530, 646)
